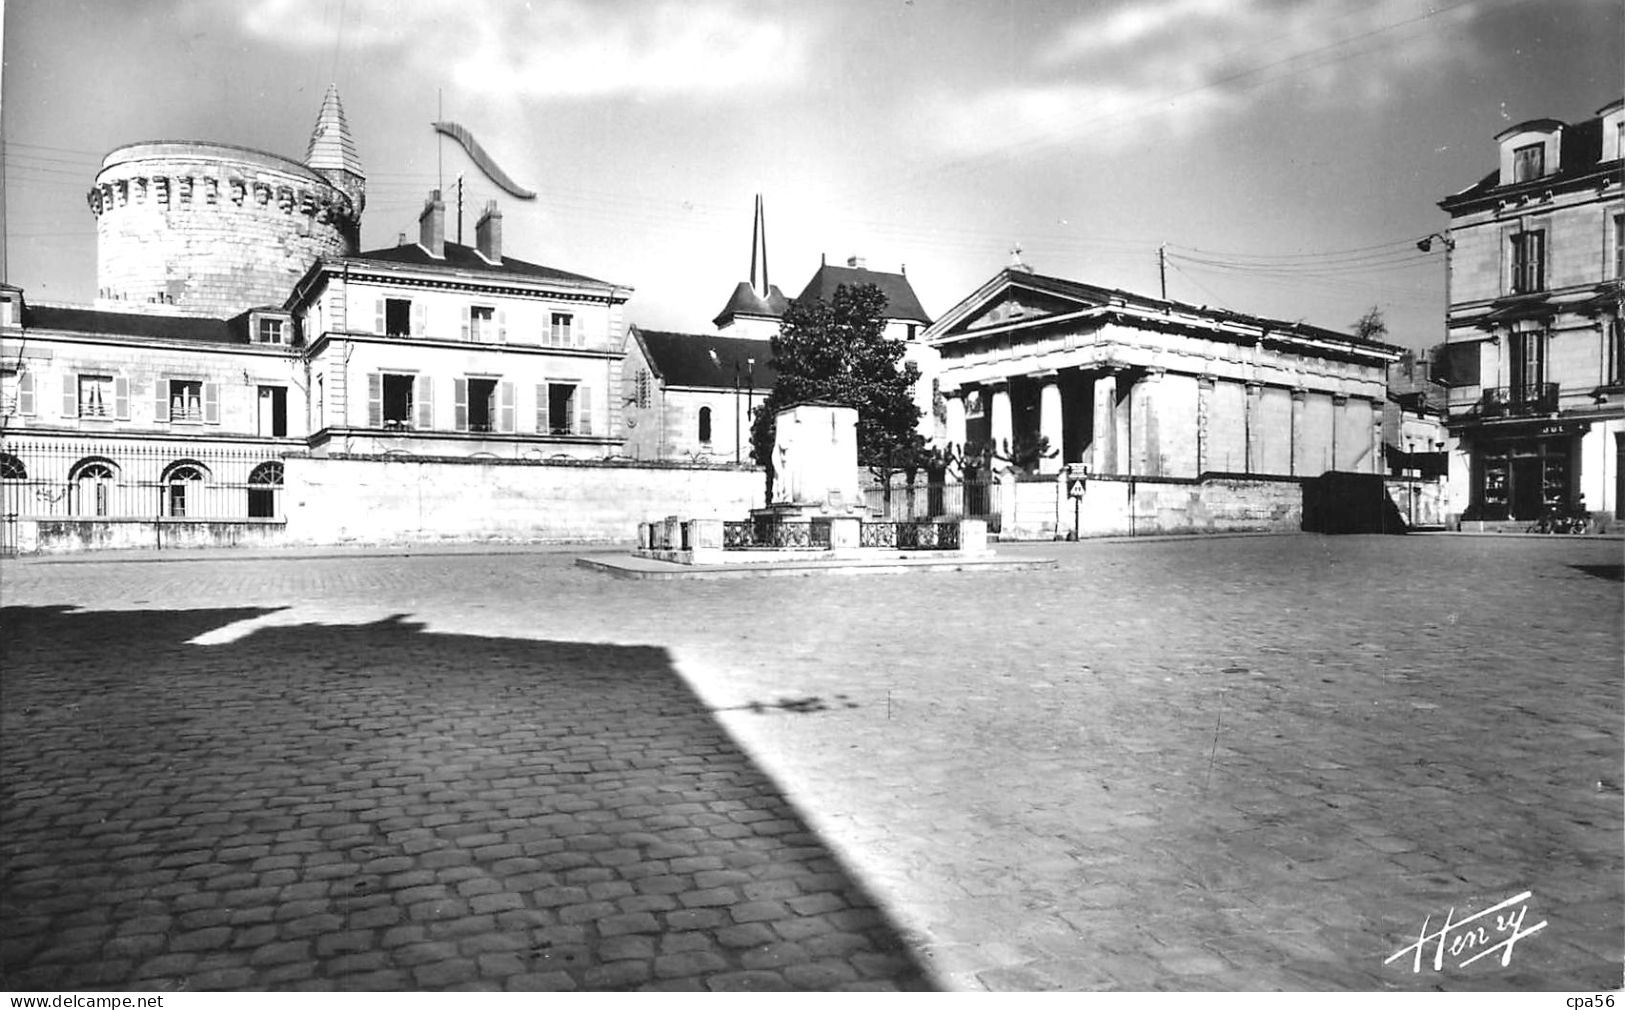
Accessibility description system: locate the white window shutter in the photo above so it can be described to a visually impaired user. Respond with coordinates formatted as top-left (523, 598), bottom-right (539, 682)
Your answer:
top-left (577, 386), bottom-right (592, 435)
top-left (499, 381), bottom-right (515, 433)
top-left (18, 371), bottom-right (35, 415)
top-left (367, 373), bottom-right (382, 427)
top-left (498, 310), bottom-right (507, 344)
top-left (536, 384), bottom-right (550, 433)
top-left (575, 317), bottom-right (584, 348)
top-left (203, 383), bottom-right (220, 424)
top-left (375, 298), bottom-right (385, 335)
top-left (461, 307), bottom-right (471, 342)
top-left (114, 376), bottom-right (130, 420)
top-left (413, 301), bottom-right (426, 337)
top-left (454, 378), bottom-right (468, 431)
top-left (417, 376), bottom-right (434, 429)
top-left (63, 374), bottom-right (77, 418)
top-left (155, 377), bottom-right (169, 422)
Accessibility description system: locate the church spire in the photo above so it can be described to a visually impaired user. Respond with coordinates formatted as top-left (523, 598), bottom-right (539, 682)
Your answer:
top-left (306, 84), bottom-right (364, 181)
top-left (749, 193), bottom-right (769, 300)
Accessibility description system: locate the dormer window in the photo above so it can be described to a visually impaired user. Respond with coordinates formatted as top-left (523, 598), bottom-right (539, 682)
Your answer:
top-left (256, 317), bottom-right (286, 345)
top-left (1512, 143), bottom-right (1544, 183)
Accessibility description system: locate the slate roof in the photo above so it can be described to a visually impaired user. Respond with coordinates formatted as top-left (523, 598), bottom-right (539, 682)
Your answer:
top-left (24, 304), bottom-right (248, 344)
top-left (795, 264), bottom-right (931, 324)
top-left (935, 269), bottom-right (1400, 353)
top-left (1442, 111), bottom-right (1618, 209)
top-left (305, 84), bottom-right (363, 179)
top-left (712, 282), bottom-right (791, 328)
top-left (351, 241), bottom-right (617, 288)
top-left (633, 329), bottom-right (775, 390)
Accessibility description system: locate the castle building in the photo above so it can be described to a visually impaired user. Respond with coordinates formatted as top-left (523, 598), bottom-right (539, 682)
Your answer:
top-left (0, 87), bottom-right (632, 551)
top-left (1435, 98), bottom-right (1624, 525)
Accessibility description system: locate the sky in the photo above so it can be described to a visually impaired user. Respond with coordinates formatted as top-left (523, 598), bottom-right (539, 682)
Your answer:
top-left (2, 0), bottom-right (1620, 352)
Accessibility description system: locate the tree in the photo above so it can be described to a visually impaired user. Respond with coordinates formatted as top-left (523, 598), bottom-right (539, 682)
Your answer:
top-left (1353, 305), bottom-right (1388, 343)
top-left (749, 283), bottom-right (923, 495)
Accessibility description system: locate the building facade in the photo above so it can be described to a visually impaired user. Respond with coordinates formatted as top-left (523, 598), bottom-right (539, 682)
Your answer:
top-left (0, 87), bottom-right (635, 551)
top-left (288, 193), bottom-right (630, 459)
top-left (927, 267), bottom-right (1401, 480)
top-left (621, 327), bottom-right (772, 463)
top-left (1437, 98), bottom-right (1624, 524)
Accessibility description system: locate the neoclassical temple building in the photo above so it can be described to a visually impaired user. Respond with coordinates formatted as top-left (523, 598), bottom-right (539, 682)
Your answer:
top-left (928, 262), bottom-right (1402, 480)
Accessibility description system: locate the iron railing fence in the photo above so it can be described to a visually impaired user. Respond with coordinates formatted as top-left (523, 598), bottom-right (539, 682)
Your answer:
top-left (863, 481), bottom-right (996, 522)
top-left (722, 517), bottom-right (834, 550)
top-left (1476, 383), bottom-right (1560, 418)
top-left (857, 521), bottom-right (960, 550)
top-left (0, 438), bottom-right (288, 521)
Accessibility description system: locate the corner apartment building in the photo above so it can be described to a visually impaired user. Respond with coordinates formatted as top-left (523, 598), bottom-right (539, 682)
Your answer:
top-left (1437, 98), bottom-right (1624, 524)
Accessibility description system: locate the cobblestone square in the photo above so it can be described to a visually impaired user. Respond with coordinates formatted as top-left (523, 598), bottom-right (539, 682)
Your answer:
top-left (1, 533), bottom-right (1620, 991)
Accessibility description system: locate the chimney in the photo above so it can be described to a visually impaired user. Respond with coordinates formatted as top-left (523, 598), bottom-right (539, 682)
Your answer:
top-left (419, 189), bottom-right (445, 259)
top-left (475, 200), bottom-right (503, 263)
top-left (846, 255), bottom-right (866, 269)
top-left (397, 232), bottom-right (407, 246)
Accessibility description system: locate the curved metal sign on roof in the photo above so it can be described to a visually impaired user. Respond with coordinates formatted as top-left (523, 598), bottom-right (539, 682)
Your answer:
top-left (431, 121), bottom-right (536, 200)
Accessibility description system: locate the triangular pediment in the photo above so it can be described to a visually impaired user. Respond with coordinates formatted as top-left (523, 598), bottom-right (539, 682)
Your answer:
top-left (956, 284), bottom-right (1097, 334)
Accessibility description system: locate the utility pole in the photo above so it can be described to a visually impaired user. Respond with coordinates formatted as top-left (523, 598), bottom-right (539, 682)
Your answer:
top-left (1158, 244), bottom-right (1168, 301)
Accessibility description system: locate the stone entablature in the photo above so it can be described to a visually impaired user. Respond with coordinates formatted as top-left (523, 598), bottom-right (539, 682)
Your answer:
top-left (927, 269), bottom-right (1398, 481)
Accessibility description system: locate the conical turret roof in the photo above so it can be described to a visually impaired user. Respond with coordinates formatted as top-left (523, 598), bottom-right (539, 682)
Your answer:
top-left (306, 84), bottom-right (364, 179)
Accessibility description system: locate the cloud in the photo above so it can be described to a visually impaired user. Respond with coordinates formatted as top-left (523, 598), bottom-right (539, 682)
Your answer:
top-left (922, 0), bottom-right (1483, 157)
top-left (224, 0), bottom-right (809, 101)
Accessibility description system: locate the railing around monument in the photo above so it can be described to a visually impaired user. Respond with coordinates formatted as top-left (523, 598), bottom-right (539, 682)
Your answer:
top-left (863, 482), bottom-right (997, 524)
top-left (721, 517), bottom-right (960, 551)
top-left (858, 521), bottom-right (960, 550)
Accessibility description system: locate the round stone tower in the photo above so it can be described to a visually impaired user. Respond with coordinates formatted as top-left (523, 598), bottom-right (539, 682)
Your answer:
top-left (86, 85), bottom-right (365, 317)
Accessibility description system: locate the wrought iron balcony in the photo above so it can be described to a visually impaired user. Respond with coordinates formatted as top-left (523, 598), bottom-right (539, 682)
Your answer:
top-left (1474, 383), bottom-right (1558, 418)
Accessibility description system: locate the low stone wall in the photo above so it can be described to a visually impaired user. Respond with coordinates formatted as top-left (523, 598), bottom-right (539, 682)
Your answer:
top-left (1005, 472), bottom-right (1304, 540)
top-left (18, 519), bottom-right (288, 555)
top-left (281, 454), bottom-right (762, 546)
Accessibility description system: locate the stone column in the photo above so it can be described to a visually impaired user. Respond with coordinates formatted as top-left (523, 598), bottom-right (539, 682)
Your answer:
top-left (989, 381), bottom-right (1013, 460)
top-left (1139, 368), bottom-right (1165, 477)
top-left (1244, 382), bottom-right (1262, 475)
top-left (1290, 388), bottom-right (1307, 476)
top-left (1197, 376), bottom-right (1215, 475)
top-left (944, 390), bottom-right (967, 449)
top-left (1332, 394), bottom-right (1348, 471)
top-left (1092, 371), bottom-right (1118, 475)
top-left (1036, 372), bottom-right (1063, 475)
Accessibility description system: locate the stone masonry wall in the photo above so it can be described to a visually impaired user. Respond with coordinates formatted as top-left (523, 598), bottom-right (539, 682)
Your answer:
top-left (281, 455), bottom-right (762, 545)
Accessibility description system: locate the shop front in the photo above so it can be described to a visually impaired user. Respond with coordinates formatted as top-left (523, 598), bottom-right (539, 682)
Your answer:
top-left (1463, 420), bottom-right (1587, 521)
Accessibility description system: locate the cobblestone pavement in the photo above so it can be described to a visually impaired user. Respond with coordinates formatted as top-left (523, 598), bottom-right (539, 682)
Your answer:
top-left (1, 534), bottom-right (1619, 991)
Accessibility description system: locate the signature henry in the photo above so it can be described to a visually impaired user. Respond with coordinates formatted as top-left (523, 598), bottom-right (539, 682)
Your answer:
top-left (1385, 890), bottom-right (1548, 973)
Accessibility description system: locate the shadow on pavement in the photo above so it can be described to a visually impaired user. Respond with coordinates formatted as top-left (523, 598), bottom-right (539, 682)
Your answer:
top-left (0, 605), bottom-right (932, 992)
